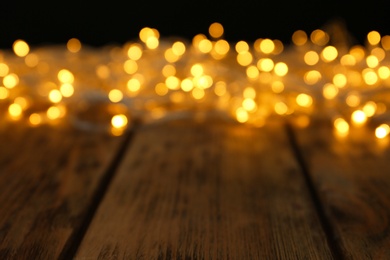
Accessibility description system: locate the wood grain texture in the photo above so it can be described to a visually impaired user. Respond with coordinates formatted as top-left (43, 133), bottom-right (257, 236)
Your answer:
top-left (76, 119), bottom-right (333, 259)
top-left (0, 122), bottom-right (125, 260)
top-left (292, 120), bottom-right (390, 259)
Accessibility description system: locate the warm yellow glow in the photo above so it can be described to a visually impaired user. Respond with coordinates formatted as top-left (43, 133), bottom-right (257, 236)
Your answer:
top-left (123, 60), bottom-right (138, 74)
top-left (236, 52), bottom-right (253, 66)
top-left (146, 36), bottom-right (159, 49)
top-left (67, 38), bottom-right (82, 53)
top-left (235, 41), bottom-right (249, 53)
top-left (371, 47), bottom-right (385, 62)
top-left (271, 81), bottom-right (284, 93)
top-left (236, 107), bottom-right (249, 123)
top-left (274, 101), bottom-right (288, 115)
top-left (296, 93), bottom-right (313, 107)
top-left (139, 27), bottom-right (159, 43)
top-left (192, 34), bottom-right (206, 48)
top-left (381, 35), bottom-right (390, 50)
top-left (172, 41), bottom-right (186, 56)
top-left (242, 98), bottom-right (257, 111)
top-left (333, 73), bottom-right (347, 88)
top-left (47, 106), bottom-right (62, 120)
top-left (375, 124), bottom-right (390, 139)
top-left (209, 22), bottom-right (224, 38)
top-left (96, 65), bottom-right (110, 79)
top-left (304, 51), bottom-right (319, 65)
top-left (3, 73), bottom-right (19, 89)
top-left (57, 69), bottom-right (74, 84)
top-left (214, 40), bottom-right (230, 55)
top-left (111, 114), bottom-right (128, 128)
top-left (378, 66), bottom-right (390, 79)
top-left (164, 48), bottom-right (180, 63)
top-left (60, 83), bottom-right (74, 97)
top-left (243, 87), bottom-right (256, 99)
top-left (192, 87), bottom-right (205, 100)
top-left (48, 89), bottom-right (62, 103)
top-left (13, 40), bottom-right (30, 57)
top-left (14, 96), bottom-right (29, 110)
top-left (0, 86), bottom-right (9, 99)
top-left (340, 54), bottom-right (356, 66)
top-left (108, 89), bottom-right (123, 103)
top-left (214, 81), bottom-right (227, 96)
top-left (321, 46), bottom-right (338, 62)
top-left (363, 101), bottom-right (377, 117)
top-left (323, 83), bottom-right (339, 99)
top-left (25, 53), bottom-right (39, 67)
top-left (127, 44), bottom-right (143, 60)
top-left (29, 113), bottom-right (42, 125)
top-left (274, 62), bottom-right (288, 76)
top-left (165, 76), bottom-right (180, 90)
top-left (349, 45), bottom-right (366, 62)
top-left (181, 78), bottom-right (194, 92)
top-left (194, 75), bottom-right (213, 89)
top-left (345, 94), bottom-right (360, 107)
top-left (8, 103), bottom-right (22, 118)
top-left (292, 30), bottom-right (307, 46)
top-left (294, 115), bottom-right (310, 128)
top-left (272, 40), bottom-right (284, 54)
top-left (351, 110), bottom-right (367, 125)
top-left (155, 83), bottom-right (168, 96)
top-left (362, 69), bottom-right (378, 85)
top-left (257, 58), bottom-right (274, 72)
top-left (310, 29), bottom-right (329, 46)
top-left (246, 65), bottom-right (259, 79)
top-left (334, 118), bottom-right (349, 134)
top-left (162, 64), bottom-right (176, 77)
top-left (367, 31), bottom-right (381, 45)
top-left (198, 39), bottom-right (213, 53)
top-left (366, 55), bottom-right (379, 68)
top-left (0, 63), bottom-right (9, 77)
top-left (304, 70), bottom-right (321, 85)
top-left (191, 64), bottom-right (204, 77)
top-left (259, 39), bottom-right (275, 54)
top-left (127, 78), bottom-right (141, 92)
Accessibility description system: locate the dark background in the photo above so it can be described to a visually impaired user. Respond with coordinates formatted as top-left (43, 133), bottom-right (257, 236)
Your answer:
top-left (0, 1), bottom-right (389, 49)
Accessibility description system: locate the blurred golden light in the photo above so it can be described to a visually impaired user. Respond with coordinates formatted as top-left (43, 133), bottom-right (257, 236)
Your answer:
top-left (108, 89), bottom-right (123, 103)
top-left (321, 46), bottom-right (338, 62)
top-left (13, 40), bottom-right (30, 57)
top-left (375, 124), bottom-right (390, 139)
top-left (209, 22), bottom-right (224, 38)
top-left (67, 38), bottom-right (82, 53)
top-left (292, 30), bottom-right (308, 46)
top-left (0, 63), bottom-right (9, 77)
top-left (111, 114), bottom-right (128, 128)
top-left (259, 39), bottom-right (275, 54)
top-left (58, 69), bottom-right (74, 84)
top-left (367, 31), bottom-right (381, 45)
top-left (304, 51), bottom-right (319, 65)
top-left (3, 73), bottom-right (19, 89)
top-left (123, 60), bottom-right (138, 74)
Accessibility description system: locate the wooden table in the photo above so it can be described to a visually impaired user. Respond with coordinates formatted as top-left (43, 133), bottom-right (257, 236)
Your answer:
top-left (1, 115), bottom-right (389, 259)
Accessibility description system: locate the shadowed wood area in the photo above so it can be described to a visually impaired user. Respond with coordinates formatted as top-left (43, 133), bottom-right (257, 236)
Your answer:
top-left (0, 122), bottom-right (125, 260)
top-left (75, 120), bottom-right (333, 259)
top-left (291, 120), bottom-right (390, 259)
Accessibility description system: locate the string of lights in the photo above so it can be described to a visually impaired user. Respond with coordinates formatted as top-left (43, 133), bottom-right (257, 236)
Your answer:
top-left (1, 22), bottom-right (390, 138)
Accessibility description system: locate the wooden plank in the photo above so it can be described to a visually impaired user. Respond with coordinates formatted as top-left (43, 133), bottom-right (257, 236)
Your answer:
top-left (75, 119), bottom-right (333, 259)
top-left (291, 120), bottom-right (390, 259)
top-left (0, 122), bottom-right (126, 259)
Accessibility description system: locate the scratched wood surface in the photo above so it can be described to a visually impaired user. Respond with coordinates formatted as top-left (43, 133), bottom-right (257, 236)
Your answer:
top-left (0, 121), bottom-right (126, 260)
top-left (75, 119), bottom-right (333, 259)
top-left (291, 120), bottom-right (390, 259)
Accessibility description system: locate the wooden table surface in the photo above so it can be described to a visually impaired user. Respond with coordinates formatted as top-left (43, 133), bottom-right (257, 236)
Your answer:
top-left (1, 115), bottom-right (390, 260)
